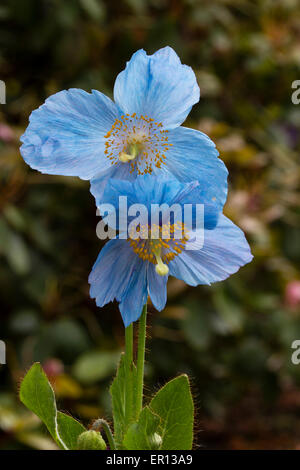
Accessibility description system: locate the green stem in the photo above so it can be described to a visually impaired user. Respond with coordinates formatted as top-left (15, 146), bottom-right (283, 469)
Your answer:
top-left (136, 303), bottom-right (147, 419)
top-left (124, 322), bottom-right (134, 427)
top-left (92, 419), bottom-right (116, 450)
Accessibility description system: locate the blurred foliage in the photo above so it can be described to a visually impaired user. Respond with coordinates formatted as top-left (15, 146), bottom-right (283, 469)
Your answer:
top-left (0, 0), bottom-right (300, 450)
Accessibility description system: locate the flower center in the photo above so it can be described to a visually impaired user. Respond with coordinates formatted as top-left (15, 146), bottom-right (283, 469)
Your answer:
top-left (128, 222), bottom-right (189, 276)
top-left (104, 114), bottom-right (171, 175)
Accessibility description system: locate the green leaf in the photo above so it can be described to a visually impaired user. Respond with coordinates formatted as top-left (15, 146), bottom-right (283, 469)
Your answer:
top-left (123, 406), bottom-right (161, 450)
top-left (57, 412), bottom-right (86, 450)
top-left (110, 353), bottom-right (126, 448)
top-left (149, 375), bottom-right (194, 450)
top-left (19, 363), bottom-right (86, 450)
top-left (109, 353), bottom-right (137, 448)
top-left (19, 363), bottom-right (66, 449)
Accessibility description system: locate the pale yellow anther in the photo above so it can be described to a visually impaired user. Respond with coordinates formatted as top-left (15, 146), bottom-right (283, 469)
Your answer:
top-left (155, 262), bottom-right (169, 276)
top-left (119, 152), bottom-right (136, 163)
top-left (119, 143), bottom-right (139, 163)
top-left (153, 246), bottom-right (169, 277)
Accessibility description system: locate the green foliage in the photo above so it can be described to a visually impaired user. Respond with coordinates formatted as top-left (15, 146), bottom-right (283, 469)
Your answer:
top-left (149, 375), bottom-right (194, 450)
top-left (122, 375), bottom-right (193, 450)
top-left (20, 361), bottom-right (194, 450)
top-left (19, 363), bottom-right (85, 450)
top-left (123, 406), bottom-right (161, 450)
top-left (110, 353), bottom-right (126, 447)
top-left (109, 353), bottom-right (137, 448)
top-left (56, 412), bottom-right (86, 450)
top-left (19, 363), bottom-right (64, 448)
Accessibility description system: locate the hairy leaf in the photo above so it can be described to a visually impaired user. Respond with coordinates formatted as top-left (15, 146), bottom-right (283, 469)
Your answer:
top-left (123, 406), bottom-right (161, 450)
top-left (19, 362), bottom-right (86, 450)
top-left (149, 375), bottom-right (194, 450)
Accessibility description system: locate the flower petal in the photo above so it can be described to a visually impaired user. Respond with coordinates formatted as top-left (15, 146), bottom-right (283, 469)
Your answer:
top-left (89, 239), bottom-right (147, 326)
top-left (90, 161), bottom-right (135, 206)
top-left (119, 262), bottom-right (148, 327)
top-left (169, 214), bottom-right (253, 286)
top-left (93, 173), bottom-right (184, 211)
top-left (147, 263), bottom-right (168, 311)
top-left (164, 126), bottom-right (228, 209)
top-left (94, 174), bottom-right (219, 232)
top-left (152, 47), bottom-right (182, 65)
top-left (113, 47), bottom-right (199, 129)
top-left (89, 239), bottom-right (134, 305)
top-left (169, 181), bottom-right (219, 230)
top-left (20, 89), bottom-right (118, 179)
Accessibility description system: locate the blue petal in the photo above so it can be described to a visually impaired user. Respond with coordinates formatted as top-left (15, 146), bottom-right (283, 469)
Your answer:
top-left (132, 175), bottom-right (184, 208)
top-left (94, 173), bottom-right (183, 210)
top-left (93, 175), bottom-right (219, 234)
top-left (169, 181), bottom-right (219, 230)
top-left (147, 263), bottom-right (168, 311)
top-left (169, 214), bottom-right (253, 285)
top-left (90, 162), bottom-right (135, 206)
top-left (97, 175), bottom-right (219, 231)
top-left (152, 46), bottom-right (181, 65)
top-left (89, 239), bottom-right (135, 305)
top-left (92, 175), bottom-right (185, 234)
top-left (113, 47), bottom-right (199, 130)
top-left (89, 239), bottom-right (147, 326)
top-left (119, 262), bottom-right (148, 327)
top-left (164, 126), bottom-right (228, 209)
top-left (20, 89), bottom-right (118, 179)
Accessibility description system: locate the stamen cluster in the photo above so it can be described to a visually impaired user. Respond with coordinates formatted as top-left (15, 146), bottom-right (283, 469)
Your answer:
top-left (104, 114), bottom-right (171, 175)
top-left (128, 222), bottom-right (189, 265)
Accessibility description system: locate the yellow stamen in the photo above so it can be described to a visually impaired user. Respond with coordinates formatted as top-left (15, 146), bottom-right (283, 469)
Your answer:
top-left (119, 152), bottom-right (136, 163)
top-left (128, 222), bottom-right (188, 276)
top-left (119, 143), bottom-right (139, 163)
top-left (105, 114), bottom-right (170, 174)
top-left (155, 259), bottom-right (169, 276)
top-left (153, 246), bottom-right (169, 277)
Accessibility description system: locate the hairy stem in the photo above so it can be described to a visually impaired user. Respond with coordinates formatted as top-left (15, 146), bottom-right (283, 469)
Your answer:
top-left (136, 304), bottom-right (147, 419)
top-left (124, 322), bottom-right (134, 427)
top-left (92, 418), bottom-right (116, 450)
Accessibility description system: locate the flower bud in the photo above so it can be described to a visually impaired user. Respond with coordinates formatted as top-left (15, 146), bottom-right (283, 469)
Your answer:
top-left (76, 430), bottom-right (107, 450)
top-left (149, 432), bottom-right (162, 449)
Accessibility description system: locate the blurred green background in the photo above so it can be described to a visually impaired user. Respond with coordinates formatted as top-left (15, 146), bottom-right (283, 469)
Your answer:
top-left (1, 0), bottom-right (300, 450)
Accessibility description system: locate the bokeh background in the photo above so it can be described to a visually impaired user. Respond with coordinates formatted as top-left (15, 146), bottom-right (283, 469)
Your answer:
top-left (1, 0), bottom-right (300, 450)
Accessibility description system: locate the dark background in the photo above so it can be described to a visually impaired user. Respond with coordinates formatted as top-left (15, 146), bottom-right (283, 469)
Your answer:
top-left (1, 0), bottom-right (300, 449)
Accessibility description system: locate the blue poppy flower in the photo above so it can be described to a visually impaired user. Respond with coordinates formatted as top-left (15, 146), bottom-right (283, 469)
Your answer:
top-left (89, 175), bottom-right (253, 327)
top-left (20, 46), bottom-right (228, 208)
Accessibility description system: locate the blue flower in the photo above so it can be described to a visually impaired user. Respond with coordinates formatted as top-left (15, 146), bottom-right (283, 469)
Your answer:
top-left (20, 47), bottom-right (227, 208)
top-left (89, 175), bottom-right (253, 327)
